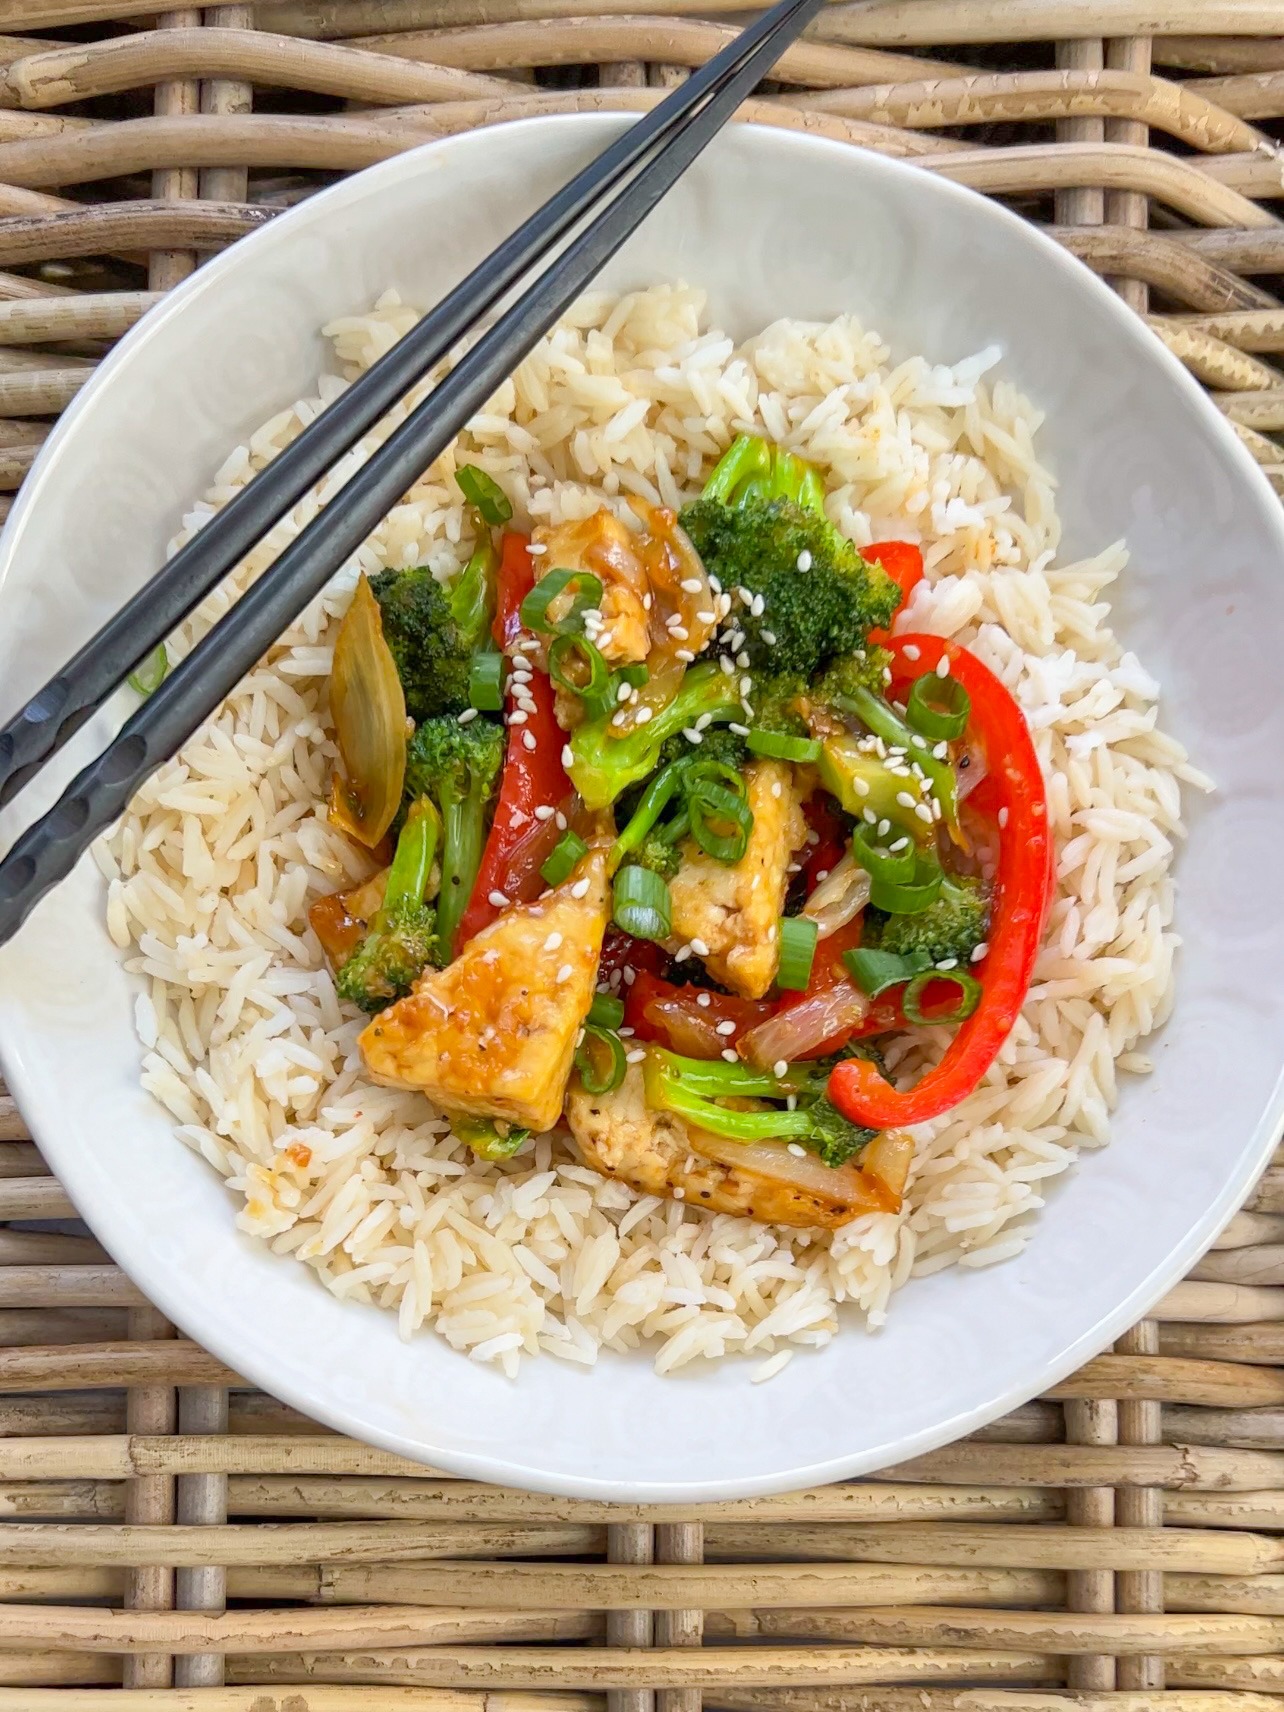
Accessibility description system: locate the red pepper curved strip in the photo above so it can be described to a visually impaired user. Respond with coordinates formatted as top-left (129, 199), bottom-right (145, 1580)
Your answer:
top-left (801, 796), bottom-right (847, 896)
top-left (864, 540), bottom-right (924, 645)
top-left (455, 533), bottom-right (569, 949)
top-left (828, 633), bottom-right (1050, 1128)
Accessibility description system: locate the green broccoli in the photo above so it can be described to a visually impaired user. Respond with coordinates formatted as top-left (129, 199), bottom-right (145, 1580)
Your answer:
top-left (370, 533), bottom-right (497, 723)
top-left (655, 723), bottom-right (749, 776)
top-left (862, 872), bottom-right (991, 967)
top-left (642, 1046), bottom-right (878, 1170)
top-left (404, 716), bottom-right (505, 953)
top-left (632, 834), bottom-right (682, 879)
top-left (608, 748), bottom-right (752, 877)
top-left (336, 801), bottom-right (441, 1013)
top-left (569, 661), bottom-right (743, 812)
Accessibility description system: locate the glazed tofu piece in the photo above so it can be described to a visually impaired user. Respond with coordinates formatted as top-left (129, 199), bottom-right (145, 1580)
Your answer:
top-left (668, 759), bottom-right (809, 999)
top-left (359, 851), bottom-right (609, 1132)
top-left (534, 510), bottom-right (650, 664)
top-left (566, 1066), bottom-right (866, 1230)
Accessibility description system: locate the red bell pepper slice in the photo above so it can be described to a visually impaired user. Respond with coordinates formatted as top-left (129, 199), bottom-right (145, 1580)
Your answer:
top-left (623, 970), bottom-right (774, 1056)
top-left (455, 532), bottom-right (570, 950)
top-left (801, 795), bottom-right (848, 897)
top-left (865, 540), bottom-right (924, 645)
top-left (828, 632), bottom-right (1050, 1128)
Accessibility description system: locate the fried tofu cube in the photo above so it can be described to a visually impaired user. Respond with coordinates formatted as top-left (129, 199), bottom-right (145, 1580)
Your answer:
top-left (668, 759), bottom-right (808, 999)
top-left (359, 851), bottom-right (609, 1132)
top-left (533, 510), bottom-right (650, 665)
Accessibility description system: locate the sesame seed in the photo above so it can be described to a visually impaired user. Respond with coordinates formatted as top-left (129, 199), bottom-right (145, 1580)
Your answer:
top-left (761, 629), bottom-right (776, 646)
top-left (937, 957), bottom-right (958, 971)
top-left (616, 681), bottom-right (632, 703)
top-left (556, 812), bottom-right (567, 830)
top-left (786, 1094), bottom-right (797, 1111)
top-left (936, 655), bottom-right (951, 678)
top-left (510, 810), bottom-right (529, 828)
top-left (694, 712), bottom-right (713, 731)
top-left (721, 1049), bottom-right (738, 1063)
top-left (915, 802), bottom-right (934, 824)
top-left (739, 675), bottom-right (752, 696)
top-left (736, 651), bottom-right (750, 669)
top-left (709, 574), bottom-right (723, 593)
top-left (729, 722), bottom-right (750, 737)
top-left (671, 624), bottom-right (690, 642)
top-left (626, 1048), bottom-right (646, 1063)
top-left (488, 890), bottom-right (510, 908)
top-left (970, 941), bottom-right (989, 962)
top-left (737, 586), bottom-right (753, 605)
top-left (458, 707), bottom-right (479, 724)
top-left (508, 709), bottom-right (529, 726)
top-left (771, 779), bottom-right (783, 799)
top-left (555, 963), bottom-right (573, 984)
top-left (878, 819), bottom-right (891, 836)
top-left (773, 1059), bottom-right (788, 1078)
top-left (674, 946), bottom-right (693, 963)
top-left (797, 550), bottom-right (812, 571)
top-left (641, 593), bottom-right (652, 611)
top-left (904, 644), bottom-right (920, 660)
top-left (623, 967), bottom-right (636, 985)
top-left (528, 542), bottom-right (548, 555)
top-left (683, 728), bottom-right (703, 744)
top-left (719, 655), bottom-right (736, 676)
top-left (998, 806), bottom-right (1010, 828)
top-left (635, 707), bottom-right (653, 725)
top-left (911, 734), bottom-right (927, 749)
top-left (611, 710), bottom-right (628, 727)
top-left (522, 731), bottom-right (537, 751)
top-left (562, 744), bottom-right (574, 768)
top-left (696, 609), bottom-right (717, 624)
top-left (787, 1142), bottom-right (807, 1158)
top-left (681, 577), bottom-right (704, 593)
top-left (895, 790), bottom-right (916, 810)
top-left (690, 937), bottom-right (710, 957)
top-left (673, 1187), bottom-right (686, 1199)
top-left (863, 807), bottom-right (877, 824)
top-left (544, 932), bottom-right (563, 951)
top-left (715, 1020), bottom-right (737, 1037)
top-left (853, 777), bottom-right (870, 796)
top-left (571, 878), bottom-right (590, 899)
top-left (814, 869), bottom-right (830, 885)
top-left (676, 647), bottom-right (696, 662)
top-left (520, 637), bottom-right (540, 653)
top-left (933, 741), bottom-right (949, 759)
top-left (889, 836), bottom-right (910, 852)
top-left (535, 805), bottom-right (555, 821)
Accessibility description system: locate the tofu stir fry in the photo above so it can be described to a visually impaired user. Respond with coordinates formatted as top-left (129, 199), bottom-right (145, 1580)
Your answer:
top-left (311, 439), bottom-right (1053, 1228)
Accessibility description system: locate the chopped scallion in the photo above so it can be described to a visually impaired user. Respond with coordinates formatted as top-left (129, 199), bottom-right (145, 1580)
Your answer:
top-left (128, 642), bottom-right (169, 698)
top-left (776, 915), bottom-right (818, 991)
top-left (613, 864), bottom-right (671, 942)
top-left (455, 463), bottom-right (513, 527)
top-left (906, 671), bottom-right (971, 742)
top-left (468, 650), bottom-right (504, 712)
top-left (540, 829), bottom-right (589, 888)
top-left (519, 567), bottom-right (603, 638)
top-left (902, 967), bottom-right (982, 1025)
top-left (746, 729), bottom-right (822, 764)
top-left (844, 945), bottom-right (931, 999)
top-left (575, 1023), bottom-right (628, 1095)
top-left (588, 993), bottom-right (625, 1030)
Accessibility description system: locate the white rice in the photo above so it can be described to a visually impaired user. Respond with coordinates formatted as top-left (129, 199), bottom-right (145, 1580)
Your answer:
top-left (98, 284), bottom-right (1207, 1377)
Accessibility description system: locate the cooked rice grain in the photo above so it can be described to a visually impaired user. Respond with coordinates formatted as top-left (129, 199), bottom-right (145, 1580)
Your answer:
top-left (102, 285), bottom-right (1200, 1376)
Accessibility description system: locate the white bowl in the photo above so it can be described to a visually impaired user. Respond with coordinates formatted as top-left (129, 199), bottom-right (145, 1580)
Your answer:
top-left (1, 119), bottom-right (1281, 1501)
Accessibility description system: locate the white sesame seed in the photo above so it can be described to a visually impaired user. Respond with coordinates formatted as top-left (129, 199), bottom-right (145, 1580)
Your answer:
top-left (915, 802), bottom-right (934, 824)
top-left (534, 805), bottom-right (555, 821)
top-left (571, 878), bottom-right (590, 899)
top-left (616, 681), bottom-right (632, 703)
top-left (696, 609), bottom-right (717, 624)
top-left (797, 550), bottom-right (812, 571)
top-left (708, 574), bottom-right (723, 593)
top-left (740, 676), bottom-right (752, 696)
top-left (611, 710), bottom-right (628, 727)
top-left (696, 992), bottom-right (711, 1008)
top-left (555, 812), bottom-right (567, 831)
top-left (528, 542), bottom-right (547, 555)
top-left (488, 890), bottom-right (510, 908)
top-left (787, 1142), bottom-right (807, 1157)
top-left (695, 712), bottom-right (713, 731)
top-left (998, 806), bottom-right (1009, 828)
top-left (690, 937), bottom-right (710, 957)
top-left (750, 594), bottom-right (765, 618)
top-left (719, 655), bottom-right (736, 676)
top-left (786, 1094), bottom-right (797, 1111)
top-left (903, 644), bottom-right (920, 660)
top-left (671, 624), bottom-right (690, 642)
top-left (626, 1048), bottom-right (646, 1064)
top-left (674, 946), bottom-right (693, 963)
top-left (771, 779), bottom-right (783, 799)
top-left (562, 744), bottom-right (574, 768)
top-left (683, 728), bottom-right (703, 744)
top-left (522, 731), bottom-right (537, 751)
top-left (878, 819), bottom-right (891, 836)
top-left (680, 577), bottom-right (704, 593)
top-left (555, 963), bottom-right (573, 984)
top-left (622, 967), bottom-right (636, 986)
top-left (933, 741), bottom-right (949, 759)
top-left (863, 807), bottom-right (877, 824)
top-left (889, 836), bottom-right (910, 852)
top-left (676, 648), bottom-right (696, 662)
top-left (936, 655), bottom-right (951, 678)
top-left (673, 1186), bottom-right (686, 1199)
top-left (911, 734), bottom-right (927, 749)
top-left (721, 1049), bottom-right (739, 1063)
top-left (773, 1059), bottom-right (788, 1078)
top-left (544, 932), bottom-right (563, 951)
top-left (937, 957), bottom-right (958, 971)
top-left (458, 707), bottom-right (479, 724)
top-left (971, 941), bottom-right (989, 962)
top-left (761, 629), bottom-right (776, 646)
top-left (853, 777), bottom-right (870, 797)
top-left (895, 790), bottom-right (917, 810)
top-left (715, 1020), bottom-right (737, 1037)
top-left (635, 707), bottom-right (653, 725)
top-left (735, 651), bottom-right (750, 670)
top-left (729, 722), bottom-right (750, 736)
top-left (508, 709), bottom-right (529, 726)
top-left (641, 594), bottom-right (652, 612)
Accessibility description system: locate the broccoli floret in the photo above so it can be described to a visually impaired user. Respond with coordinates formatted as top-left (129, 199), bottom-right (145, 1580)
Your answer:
top-left (814, 649), bottom-right (894, 704)
top-left (569, 662), bottom-right (742, 812)
top-left (405, 716), bottom-right (505, 953)
top-left (679, 496), bottom-right (899, 679)
top-left (642, 1046), bottom-right (877, 1170)
top-left (370, 535), bottom-right (497, 723)
top-left (863, 873), bottom-right (991, 967)
top-left (750, 672), bottom-right (808, 740)
top-left (632, 834), bottom-right (682, 879)
top-left (655, 724), bottom-right (749, 776)
top-left (336, 802), bottom-right (441, 1013)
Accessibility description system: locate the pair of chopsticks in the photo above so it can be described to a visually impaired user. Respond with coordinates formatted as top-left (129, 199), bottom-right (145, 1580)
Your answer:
top-left (0, 0), bottom-right (827, 949)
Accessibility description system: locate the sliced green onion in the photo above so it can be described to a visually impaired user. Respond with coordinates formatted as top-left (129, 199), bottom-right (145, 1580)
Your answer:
top-left (128, 642), bottom-right (169, 697)
top-left (747, 729), bottom-right (822, 763)
top-left (906, 672), bottom-right (971, 742)
top-left (575, 1023), bottom-right (628, 1095)
top-left (453, 1116), bottom-right (530, 1161)
top-left (455, 463), bottom-right (513, 526)
top-left (519, 567), bottom-right (603, 638)
top-left (588, 993), bottom-right (625, 1030)
top-left (903, 968), bottom-right (982, 1025)
top-left (776, 915), bottom-right (818, 991)
top-left (869, 849), bottom-right (945, 916)
top-left (687, 777), bottom-right (753, 863)
top-left (844, 945), bottom-right (931, 999)
top-left (549, 632), bottom-right (613, 718)
top-left (615, 663), bottom-right (649, 690)
top-left (468, 650), bottom-right (504, 712)
top-left (613, 864), bottom-right (671, 942)
top-left (540, 829), bottom-right (589, 888)
top-left (849, 825), bottom-right (915, 887)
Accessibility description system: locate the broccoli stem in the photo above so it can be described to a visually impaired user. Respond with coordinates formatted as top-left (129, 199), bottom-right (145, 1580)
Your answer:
top-left (703, 434), bottom-right (771, 504)
top-left (703, 433), bottom-right (826, 515)
top-left (452, 1115), bottom-right (530, 1160)
top-left (569, 662), bottom-right (741, 811)
top-left (649, 1049), bottom-right (827, 1101)
top-left (608, 761), bottom-right (686, 875)
top-left (817, 735), bottom-right (935, 845)
top-left (437, 784), bottom-right (489, 952)
top-left (840, 684), bottom-right (961, 842)
top-left (385, 799), bottom-right (441, 912)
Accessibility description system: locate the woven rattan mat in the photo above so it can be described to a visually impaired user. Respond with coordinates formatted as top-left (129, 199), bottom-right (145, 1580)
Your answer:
top-left (2, 3), bottom-right (1284, 1706)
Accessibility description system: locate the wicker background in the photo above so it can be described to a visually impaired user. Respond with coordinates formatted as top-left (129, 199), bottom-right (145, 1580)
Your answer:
top-left (2, 2), bottom-right (1284, 1707)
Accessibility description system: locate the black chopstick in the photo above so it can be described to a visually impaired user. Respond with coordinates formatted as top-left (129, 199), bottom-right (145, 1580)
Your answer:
top-left (0, 0), bottom-right (816, 816)
top-left (0, 0), bottom-right (828, 947)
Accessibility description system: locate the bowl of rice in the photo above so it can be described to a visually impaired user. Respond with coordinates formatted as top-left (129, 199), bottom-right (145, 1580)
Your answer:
top-left (0, 118), bottom-right (1281, 1500)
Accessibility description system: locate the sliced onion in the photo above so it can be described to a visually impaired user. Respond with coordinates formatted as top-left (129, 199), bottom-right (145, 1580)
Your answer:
top-left (739, 982), bottom-right (870, 1068)
top-left (685, 1128), bottom-right (896, 1213)
top-left (861, 1130), bottom-right (914, 1204)
top-left (610, 648), bottom-right (685, 736)
top-left (328, 574), bottom-right (407, 849)
top-left (635, 500), bottom-right (718, 656)
top-left (642, 994), bottom-right (727, 1059)
top-left (803, 851), bottom-right (872, 940)
top-left (956, 740), bottom-right (989, 803)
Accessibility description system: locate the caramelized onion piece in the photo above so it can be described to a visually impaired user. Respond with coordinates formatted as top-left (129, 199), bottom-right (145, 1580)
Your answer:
top-left (803, 851), bottom-right (872, 940)
top-left (328, 575), bottom-right (407, 849)
top-left (685, 1128), bottom-right (898, 1214)
top-left (739, 983), bottom-right (870, 1069)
